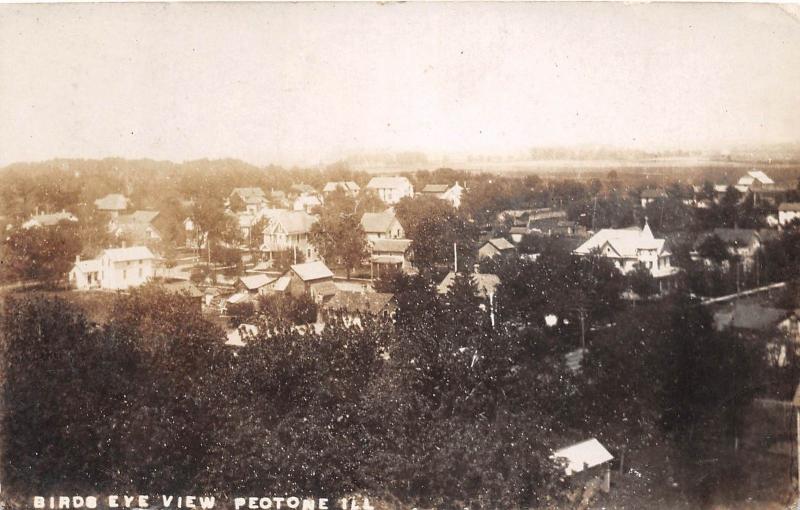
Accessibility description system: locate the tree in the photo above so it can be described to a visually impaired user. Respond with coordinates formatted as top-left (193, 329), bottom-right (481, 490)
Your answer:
top-left (628, 262), bottom-right (659, 300)
top-left (3, 222), bottom-right (81, 285)
top-left (309, 191), bottom-right (368, 279)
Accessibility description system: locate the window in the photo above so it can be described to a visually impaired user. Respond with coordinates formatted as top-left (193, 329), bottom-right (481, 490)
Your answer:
top-left (122, 269), bottom-right (127, 280)
top-left (138, 268), bottom-right (143, 278)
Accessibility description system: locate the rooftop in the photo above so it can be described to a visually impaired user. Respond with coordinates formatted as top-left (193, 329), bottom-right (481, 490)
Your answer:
top-left (361, 211), bottom-right (399, 233)
top-left (421, 184), bottom-right (450, 194)
top-left (366, 176), bottom-right (412, 189)
top-left (102, 246), bottom-right (156, 262)
top-left (574, 222), bottom-right (665, 258)
top-left (551, 438), bottom-right (613, 475)
top-left (94, 193), bottom-right (129, 211)
top-left (291, 260), bottom-right (334, 281)
top-left (323, 291), bottom-right (395, 315)
top-left (371, 238), bottom-right (412, 253)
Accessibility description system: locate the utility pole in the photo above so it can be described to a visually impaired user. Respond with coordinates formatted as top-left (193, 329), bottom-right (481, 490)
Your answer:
top-left (453, 242), bottom-right (458, 273)
top-left (578, 307), bottom-right (587, 350)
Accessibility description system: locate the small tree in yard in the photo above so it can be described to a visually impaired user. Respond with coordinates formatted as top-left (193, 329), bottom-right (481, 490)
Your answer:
top-left (628, 262), bottom-right (659, 300)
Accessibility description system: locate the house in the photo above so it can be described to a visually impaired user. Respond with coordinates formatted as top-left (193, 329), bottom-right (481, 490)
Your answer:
top-left (714, 302), bottom-right (795, 366)
top-left (437, 271), bottom-right (501, 300)
top-left (779, 203), bottom-right (800, 227)
top-left (323, 181), bottom-right (360, 196)
top-left (292, 193), bottom-right (323, 213)
top-left (269, 190), bottom-right (289, 208)
top-left (369, 238), bottom-right (413, 278)
top-left (735, 170), bottom-right (774, 193)
top-left (694, 228), bottom-right (762, 270)
top-left (229, 187), bottom-right (268, 213)
top-left (361, 210), bottom-right (405, 241)
top-left (69, 246), bottom-right (158, 290)
top-left (261, 210), bottom-right (318, 261)
top-left (365, 176), bottom-right (414, 205)
top-left (285, 261), bottom-right (337, 302)
top-left (111, 210), bottom-right (163, 247)
top-left (289, 183), bottom-right (316, 197)
top-left (22, 210), bottom-right (78, 229)
top-left (478, 238), bottom-right (516, 259)
top-left (322, 291), bottom-right (397, 324)
top-left (94, 194), bottom-right (130, 217)
top-left (69, 257), bottom-right (102, 290)
top-left (419, 183), bottom-right (465, 208)
top-left (236, 274), bottom-right (277, 294)
top-left (551, 438), bottom-right (613, 494)
top-left (735, 170), bottom-right (788, 205)
top-left (640, 188), bottom-right (668, 207)
top-left (574, 220), bottom-right (678, 292)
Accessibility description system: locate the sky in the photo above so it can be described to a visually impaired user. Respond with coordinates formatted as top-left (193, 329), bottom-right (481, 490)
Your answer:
top-left (1, 2), bottom-right (799, 167)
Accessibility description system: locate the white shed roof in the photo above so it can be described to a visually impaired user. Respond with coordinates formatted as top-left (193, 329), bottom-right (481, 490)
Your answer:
top-left (552, 438), bottom-right (613, 475)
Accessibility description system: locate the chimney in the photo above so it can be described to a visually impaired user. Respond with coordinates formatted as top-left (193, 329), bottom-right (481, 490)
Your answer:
top-left (75, 255), bottom-right (80, 263)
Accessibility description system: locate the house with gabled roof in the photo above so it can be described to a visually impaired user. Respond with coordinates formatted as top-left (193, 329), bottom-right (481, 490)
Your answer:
top-left (574, 220), bottom-right (678, 291)
top-left (370, 238), bottom-right (413, 277)
top-left (420, 182), bottom-right (465, 208)
top-left (366, 176), bottom-right (414, 205)
top-left (478, 238), bottom-right (516, 259)
top-left (285, 261), bottom-right (337, 302)
top-left (111, 210), bottom-right (164, 247)
top-left (261, 210), bottom-right (318, 261)
top-left (323, 181), bottom-right (360, 196)
top-left (229, 187), bottom-right (268, 213)
top-left (551, 438), bottom-right (614, 494)
top-left (361, 210), bottom-right (404, 241)
top-left (94, 194), bottom-right (130, 217)
top-left (69, 246), bottom-right (158, 290)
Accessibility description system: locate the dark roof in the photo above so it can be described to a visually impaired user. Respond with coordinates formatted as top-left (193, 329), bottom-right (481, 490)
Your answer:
top-left (323, 291), bottom-right (396, 315)
top-left (779, 202), bottom-right (800, 212)
top-left (421, 184), bottom-right (450, 193)
top-left (714, 303), bottom-right (789, 332)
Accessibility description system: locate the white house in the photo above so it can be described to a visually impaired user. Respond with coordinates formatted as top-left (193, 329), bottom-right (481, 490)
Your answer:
top-left (69, 258), bottom-right (102, 290)
top-left (420, 183), bottom-right (465, 208)
top-left (551, 438), bottom-right (614, 494)
top-left (779, 202), bottom-right (800, 227)
top-left (361, 210), bottom-right (405, 241)
top-left (261, 210), bottom-right (319, 261)
top-left (229, 187), bottom-right (268, 214)
top-left (574, 220), bottom-right (678, 292)
top-left (735, 170), bottom-right (774, 193)
top-left (69, 246), bottom-right (158, 290)
top-left (366, 176), bottom-right (414, 205)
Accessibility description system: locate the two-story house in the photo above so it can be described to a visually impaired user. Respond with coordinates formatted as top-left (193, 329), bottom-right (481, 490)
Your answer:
top-left (361, 210), bottom-right (405, 241)
top-left (261, 210), bottom-right (318, 261)
top-left (573, 220), bottom-right (678, 292)
top-left (365, 176), bottom-right (414, 205)
top-left (70, 246), bottom-right (158, 290)
top-left (419, 183), bottom-right (465, 208)
top-left (229, 187), bottom-right (269, 214)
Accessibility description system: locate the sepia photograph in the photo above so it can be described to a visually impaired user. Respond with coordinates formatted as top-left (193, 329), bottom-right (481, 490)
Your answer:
top-left (1, 1), bottom-right (800, 508)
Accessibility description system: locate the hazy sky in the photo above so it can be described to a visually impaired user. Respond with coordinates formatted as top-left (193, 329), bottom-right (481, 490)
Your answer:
top-left (1, 2), bottom-right (799, 167)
